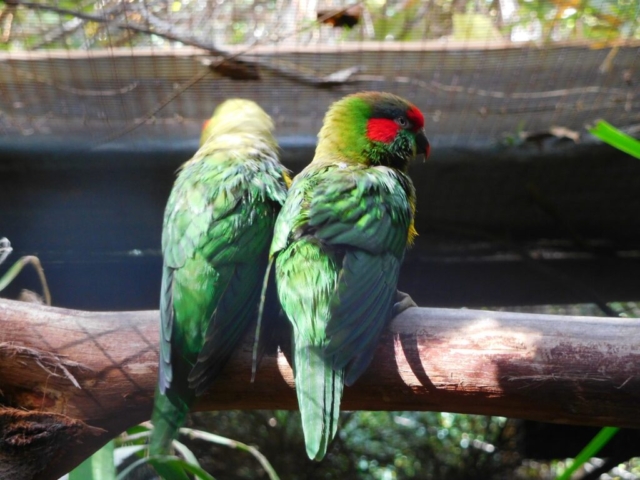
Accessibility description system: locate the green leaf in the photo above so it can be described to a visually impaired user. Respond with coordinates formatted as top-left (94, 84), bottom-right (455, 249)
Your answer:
top-left (69, 440), bottom-right (116, 480)
top-left (117, 425), bottom-right (152, 446)
top-left (555, 426), bottom-right (620, 480)
top-left (168, 458), bottom-right (215, 479)
top-left (173, 439), bottom-right (201, 467)
top-left (115, 456), bottom-right (187, 480)
top-left (180, 427), bottom-right (280, 480)
top-left (589, 120), bottom-right (640, 159)
top-left (116, 455), bottom-right (216, 480)
top-left (113, 445), bottom-right (146, 469)
top-left (125, 424), bottom-right (151, 435)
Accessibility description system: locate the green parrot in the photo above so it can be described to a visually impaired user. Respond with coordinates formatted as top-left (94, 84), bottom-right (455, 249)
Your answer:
top-left (150, 99), bottom-right (290, 455)
top-left (269, 91), bottom-right (429, 460)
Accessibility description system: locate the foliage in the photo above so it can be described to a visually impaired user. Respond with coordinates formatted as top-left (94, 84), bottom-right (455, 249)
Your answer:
top-left (0, 238), bottom-right (51, 304)
top-left (66, 422), bottom-right (279, 480)
top-left (514, 0), bottom-right (639, 42)
top-left (0, 0), bottom-right (637, 51)
top-left (116, 456), bottom-right (215, 480)
top-left (555, 427), bottom-right (620, 480)
top-left (69, 441), bottom-right (116, 480)
top-left (181, 410), bottom-right (522, 479)
top-left (589, 120), bottom-right (640, 159)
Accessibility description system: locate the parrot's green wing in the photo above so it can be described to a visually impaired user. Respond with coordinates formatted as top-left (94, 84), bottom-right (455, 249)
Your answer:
top-left (306, 165), bottom-right (414, 385)
top-left (326, 250), bottom-right (400, 385)
top-left (159, 158), bottom-right (248, 394)
top-left (159, 157), bottom-right (283, 395)
top-left (188, 200), bottom-right (276, 395)
top-left (154, 156), bottom-right (258, 455)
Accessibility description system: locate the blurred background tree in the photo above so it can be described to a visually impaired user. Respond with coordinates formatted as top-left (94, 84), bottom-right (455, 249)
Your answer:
top-left (1, 0), bottom-right (638, 50)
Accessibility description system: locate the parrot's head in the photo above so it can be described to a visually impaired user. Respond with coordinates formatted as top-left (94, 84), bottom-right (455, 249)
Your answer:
top-left (317, 91), bottom-right (429, 171)
top-left (199, 98), bottom-right (275, 146)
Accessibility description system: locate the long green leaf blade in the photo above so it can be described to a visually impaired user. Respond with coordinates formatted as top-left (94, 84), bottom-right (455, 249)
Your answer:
top-left (173, 439), bottom-right (201, 467)
top-left (180, 427), bottom-right (280, 480)
top-left (555, 426), bottom-right (619, 480)
top-left (115, 455), bottom-right (216, 480)
top-left (589, 120), bottom-right (640, 159)
top-left (69, 440), bottom-right (116, 480)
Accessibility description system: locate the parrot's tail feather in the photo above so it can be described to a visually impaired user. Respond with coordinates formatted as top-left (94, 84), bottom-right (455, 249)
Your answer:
top-left (252, 256), bottom-right (274, 382)
top-left (149, 388), bottom-right (190, 456)
top-left (295, 343), bottom-right (344, 461)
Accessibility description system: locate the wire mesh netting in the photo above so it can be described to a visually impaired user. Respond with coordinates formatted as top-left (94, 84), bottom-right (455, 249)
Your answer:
top-left (0, 0), bottom-right (637, 146)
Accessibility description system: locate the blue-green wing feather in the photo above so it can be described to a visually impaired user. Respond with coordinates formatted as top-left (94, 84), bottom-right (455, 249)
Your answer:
top-left (306, 165), bottom-right (412, 382)
top-left (158, 157), bottom-right (247, 396)
top-left (326, 251), bottom-right (400, 385)
top-left (158, 266), bottom-right (175, 393)
top-left (188, 259), bottom-right (266, 395)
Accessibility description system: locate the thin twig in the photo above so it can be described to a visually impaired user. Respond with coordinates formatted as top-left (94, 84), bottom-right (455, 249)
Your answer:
top-left (88, 2), bottom-right (363, 145)
top-left (12, 0), bottom-right (363, 87)
top-left (0, 343), bottom-right (89, 388)
top-left (29, 0), bottom-right (122, 50)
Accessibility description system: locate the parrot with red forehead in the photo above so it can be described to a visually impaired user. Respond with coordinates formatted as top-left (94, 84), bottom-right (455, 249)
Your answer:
top-left (150, 99), bottom-right (290, 455)
top-left (268, 91), bottom-right (429, 460)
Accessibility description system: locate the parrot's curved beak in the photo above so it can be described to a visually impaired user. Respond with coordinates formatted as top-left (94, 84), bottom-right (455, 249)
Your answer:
top-left (416, 130), bottom-right (430, 159)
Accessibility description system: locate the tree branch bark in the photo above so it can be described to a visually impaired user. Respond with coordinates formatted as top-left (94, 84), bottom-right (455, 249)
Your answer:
top-left (0, 298), bottom-right (639, 479)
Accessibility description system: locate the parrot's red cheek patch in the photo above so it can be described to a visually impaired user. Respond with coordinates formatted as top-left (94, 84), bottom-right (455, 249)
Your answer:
top-left (366, 118), bottom-right (400, 143)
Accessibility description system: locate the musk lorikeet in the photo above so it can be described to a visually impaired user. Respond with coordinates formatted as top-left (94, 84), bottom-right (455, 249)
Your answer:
top-left (269, 91), bottom-right (429, 460)
top-left (150, 99), bottom-right (290, 455)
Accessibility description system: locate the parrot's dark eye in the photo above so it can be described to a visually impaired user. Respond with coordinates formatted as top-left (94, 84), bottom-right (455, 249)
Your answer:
top-left (395, 116), bottom-right (409, 128)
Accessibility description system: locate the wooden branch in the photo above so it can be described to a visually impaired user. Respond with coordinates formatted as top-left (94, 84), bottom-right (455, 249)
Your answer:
top-left (1, 299), bottom-right (639, 479)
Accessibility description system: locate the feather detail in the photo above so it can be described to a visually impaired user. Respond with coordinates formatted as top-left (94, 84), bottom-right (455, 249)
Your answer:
top-left (295, 343), bottom-right (343, 460)
top-left (150, 386), bottom-right (191, 455)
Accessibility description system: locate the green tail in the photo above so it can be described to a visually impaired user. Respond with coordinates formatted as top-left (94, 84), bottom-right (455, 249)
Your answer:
top-left (149, 386), bottom-right (192, 456)
top-left (295, 342), bottom-right (344, 461)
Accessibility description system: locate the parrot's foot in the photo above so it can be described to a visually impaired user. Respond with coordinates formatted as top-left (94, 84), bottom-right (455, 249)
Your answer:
top-left (393, 290), bottom-right (417, 316)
